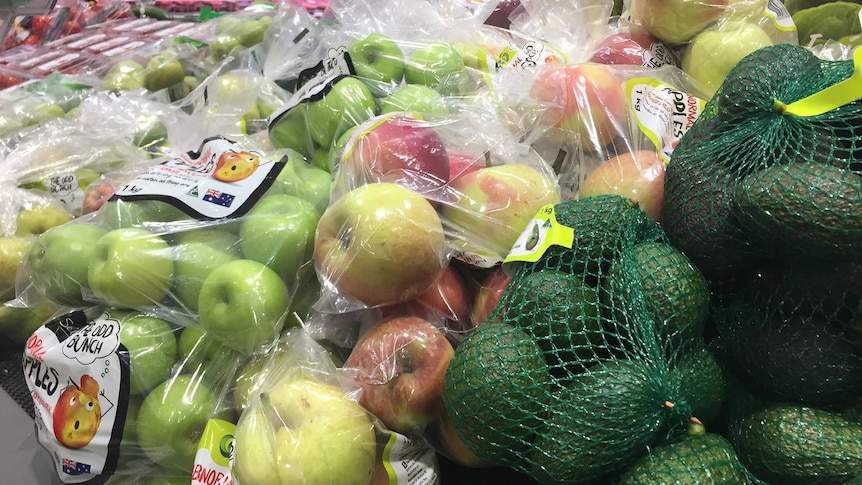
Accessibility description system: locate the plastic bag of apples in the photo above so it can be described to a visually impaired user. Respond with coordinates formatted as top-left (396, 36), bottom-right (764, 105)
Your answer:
top-left (233, 326), bottom-right (445, 485)
top-left (20, 305), bottom-right (247, 484)
top-left (12, 133), bottom-right (329, 355)
top-left (264, 0), bottom-right (499, 166)
top-left (620, 0), bottom-right (799, 99)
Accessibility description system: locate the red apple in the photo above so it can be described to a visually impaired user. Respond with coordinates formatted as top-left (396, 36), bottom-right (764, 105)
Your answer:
top-left (470, 267), bottom-right (511, 326)
top-left (340, 116), bottom-right (450, 196)
top-left (345, 316), bottom-right (455, 433)
top-left (484, 0), bottom-right (522, 29)
top-left (530, 64), bottom-right (626, 149)
top-left (441, 164), bottom-right (561, 264)
top-left (447, 152), bottom-right (485, 183)
top-left (588, 29), bottom-right (677, 67)
top-left (82, 182), bottom-right (115, 215)
top-left (426, 410), bottom-right (491, 468)
top-left (377, 262), bottom-right (471, 330)
top-left (579, 150), bottom-right (666, 222)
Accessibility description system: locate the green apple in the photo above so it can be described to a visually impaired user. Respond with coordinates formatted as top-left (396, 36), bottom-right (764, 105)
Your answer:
top-left (232, 352), bottom-right (270, 413)
top-left (15, 205), bottom-right (72, 237)
top-left (101, 199), bottom-right (191, 229)
top-left (198, 259), bottom-right (290, 353)
top-left (21, 103), bottom-right (66, 126)
top-left (214, 16), bottom-right (242, 35)
top-left (348, 33), bottom-right (406, 84)
top-left (682, 21), bottom-right (773, 97)
top-left (632, 0), bottom-right (728, 45)
top-left (88, 228), bottom-right (174, 309)
top-left (269, 106), bottom-right (314, 157)
top-left (404, 41), bottom-right (467, 95)
top-left (0, 237), bottom-right (31, 299)
top-left (328, 125), bottom-right (359, 174)
top-left (440, 164), bottom-right (562, 261)
top-left (27, 223), bottom-right (106, 306)
top-left (175, 326), bottom-right (235, 372)
top-left (238, 18), bottom-right (268, 47)
top-left (75, 169), bottom-right (101, 189)
top-left (211, 71), bottom-right (260, 112)
top-left (117, 311), bottom-right (178, 395)
top-left (379, 83), bottom-right (449, 116)
top-left (145, 50), bottom-right (186, 92)
top-left (172, 228), bottom-right (240, 254)
top-left (0, 300), bottom-right (59, 344)
top-left (266, 150), bottom-right (332, 213)
top-left (102, 60), bottom-right (146, 91)
top-left (136, 374), bottom-right (227, 472)
top-left (171, 232), bottom-right (239, 312)
top-left (314, 182), bottom-right (446, 307)
top-left (239, 195), bottom-right (320, 284)
top-left (233, 376), bottom-right (376, 485)
top-left (306, 77), bottom-right (377, 148)
top-left (0, 115), bottom-right (25, 137)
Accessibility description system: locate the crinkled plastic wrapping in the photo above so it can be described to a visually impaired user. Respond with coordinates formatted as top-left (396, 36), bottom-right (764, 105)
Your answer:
top-left (14, 135), bottom-right (328, 356)
top-left (22, 306), bottom-right (244, 484)
top-left (489, 61), bottom-right (709, 211)
top-left (309, 111), bottom-right (559, 321)
top-left (232, 327), bottom-right (385, 485)
top-left (621, 0), bottom-right (799, 97)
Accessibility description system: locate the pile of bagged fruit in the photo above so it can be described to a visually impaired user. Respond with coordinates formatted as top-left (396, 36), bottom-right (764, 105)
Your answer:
top-left (1, 0), bottom-right (861, 483)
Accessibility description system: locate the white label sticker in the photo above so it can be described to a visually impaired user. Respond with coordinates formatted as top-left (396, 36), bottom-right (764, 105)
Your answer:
top-left (113, 137), bottom-right (283, 220)
top-left (627, 79), bottom-right (706, 163)
top-left (24, 311), bottom-right (130, 484)
top-left (765, 0), bottom-right (797, 32)
top-left (497, 40), bottom-right (566, 70)
top-left (102, 41), bottom-right (147, 58)
top-left (270, 44), bottom-right (353, 120)
top-left (66, 33), bottom-right (107, 50)
top-left (18, 51), bottom-right (63, 69)
top-left (642, 42), bottom-right (676, 68)
top-left (85, 36), bottom-right (131, 53)
top-left (381, 432), bottom-right (439, 484)
top-left (43, 172), bottom-right (85, 216)
top-left (36, 53), bottom-right (82, 74)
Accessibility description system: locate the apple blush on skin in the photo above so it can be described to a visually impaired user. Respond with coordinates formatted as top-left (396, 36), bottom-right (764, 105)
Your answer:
top-left (344, 116), bottom-right (451, 196)
top-left (345, 316), bottom-right (455, 434)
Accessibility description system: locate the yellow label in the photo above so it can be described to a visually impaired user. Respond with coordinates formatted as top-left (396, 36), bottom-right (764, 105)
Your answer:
top-left (502, 204), bottom-right (574, 271)
top-left (496, 46), bottom-right (519, 67)
top-left (783, 47), bottom-right (862, 117)
top-left (199, 419), bottom-right (236, 468)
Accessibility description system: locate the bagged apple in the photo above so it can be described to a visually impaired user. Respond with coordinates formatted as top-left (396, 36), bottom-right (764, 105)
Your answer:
top-left (171, 63), bottom-right (292, 149)
top-left (0, 119), bottom-right (152, 218)
top-left (233, 326), bottom-right (442, 485)
top-left (21, 306), bottom-right (245, 484)
top-left (14, 136), bottom-right (325, 355)
top-left (0, 183), bottom-right (77, 299)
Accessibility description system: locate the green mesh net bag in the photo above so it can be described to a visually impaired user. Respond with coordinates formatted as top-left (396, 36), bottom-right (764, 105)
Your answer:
top-left (443, 194), bottom-right (726, 484)
top-left (713, 258), bottom-right (862, 408)
top-left (663, 43), bottom-right (862, 279)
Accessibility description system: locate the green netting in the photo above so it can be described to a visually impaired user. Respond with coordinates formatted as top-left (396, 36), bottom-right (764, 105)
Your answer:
top-left (663, 43), bottom-right (862, 278)
top-left (618, 433), bottom-right (748, 485)
top-left (714, 259), bottom-right (862, 408)
top-left (443, 194), bottom-right (721, 484)
top-left (730, 405), bottom-right (862, 484)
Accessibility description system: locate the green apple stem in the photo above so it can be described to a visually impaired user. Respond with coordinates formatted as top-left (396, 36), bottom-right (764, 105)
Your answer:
top-left (771, 98), bottom-right (787, 114)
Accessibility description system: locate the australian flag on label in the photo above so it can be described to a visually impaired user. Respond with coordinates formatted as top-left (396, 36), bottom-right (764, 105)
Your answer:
top-left (203, 188), bottom-right (235, 208)
top-left (62, 458), bottom-right (91, 475)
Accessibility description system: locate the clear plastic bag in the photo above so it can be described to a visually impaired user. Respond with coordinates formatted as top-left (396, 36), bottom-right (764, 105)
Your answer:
top-left (22, 307), bottom-right (244, 484)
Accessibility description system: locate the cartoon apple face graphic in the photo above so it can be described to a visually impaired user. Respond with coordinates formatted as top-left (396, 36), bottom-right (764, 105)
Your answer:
top-left (212, 150), bottom-right (261, 183)
top-left (53, 374), bottom-right (102, 449)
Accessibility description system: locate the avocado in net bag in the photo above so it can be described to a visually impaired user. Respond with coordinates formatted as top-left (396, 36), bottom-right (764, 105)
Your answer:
top-left (664, 43), bottom-right (862, 274)
top-left (444, 195), bottom-right (717, 483)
